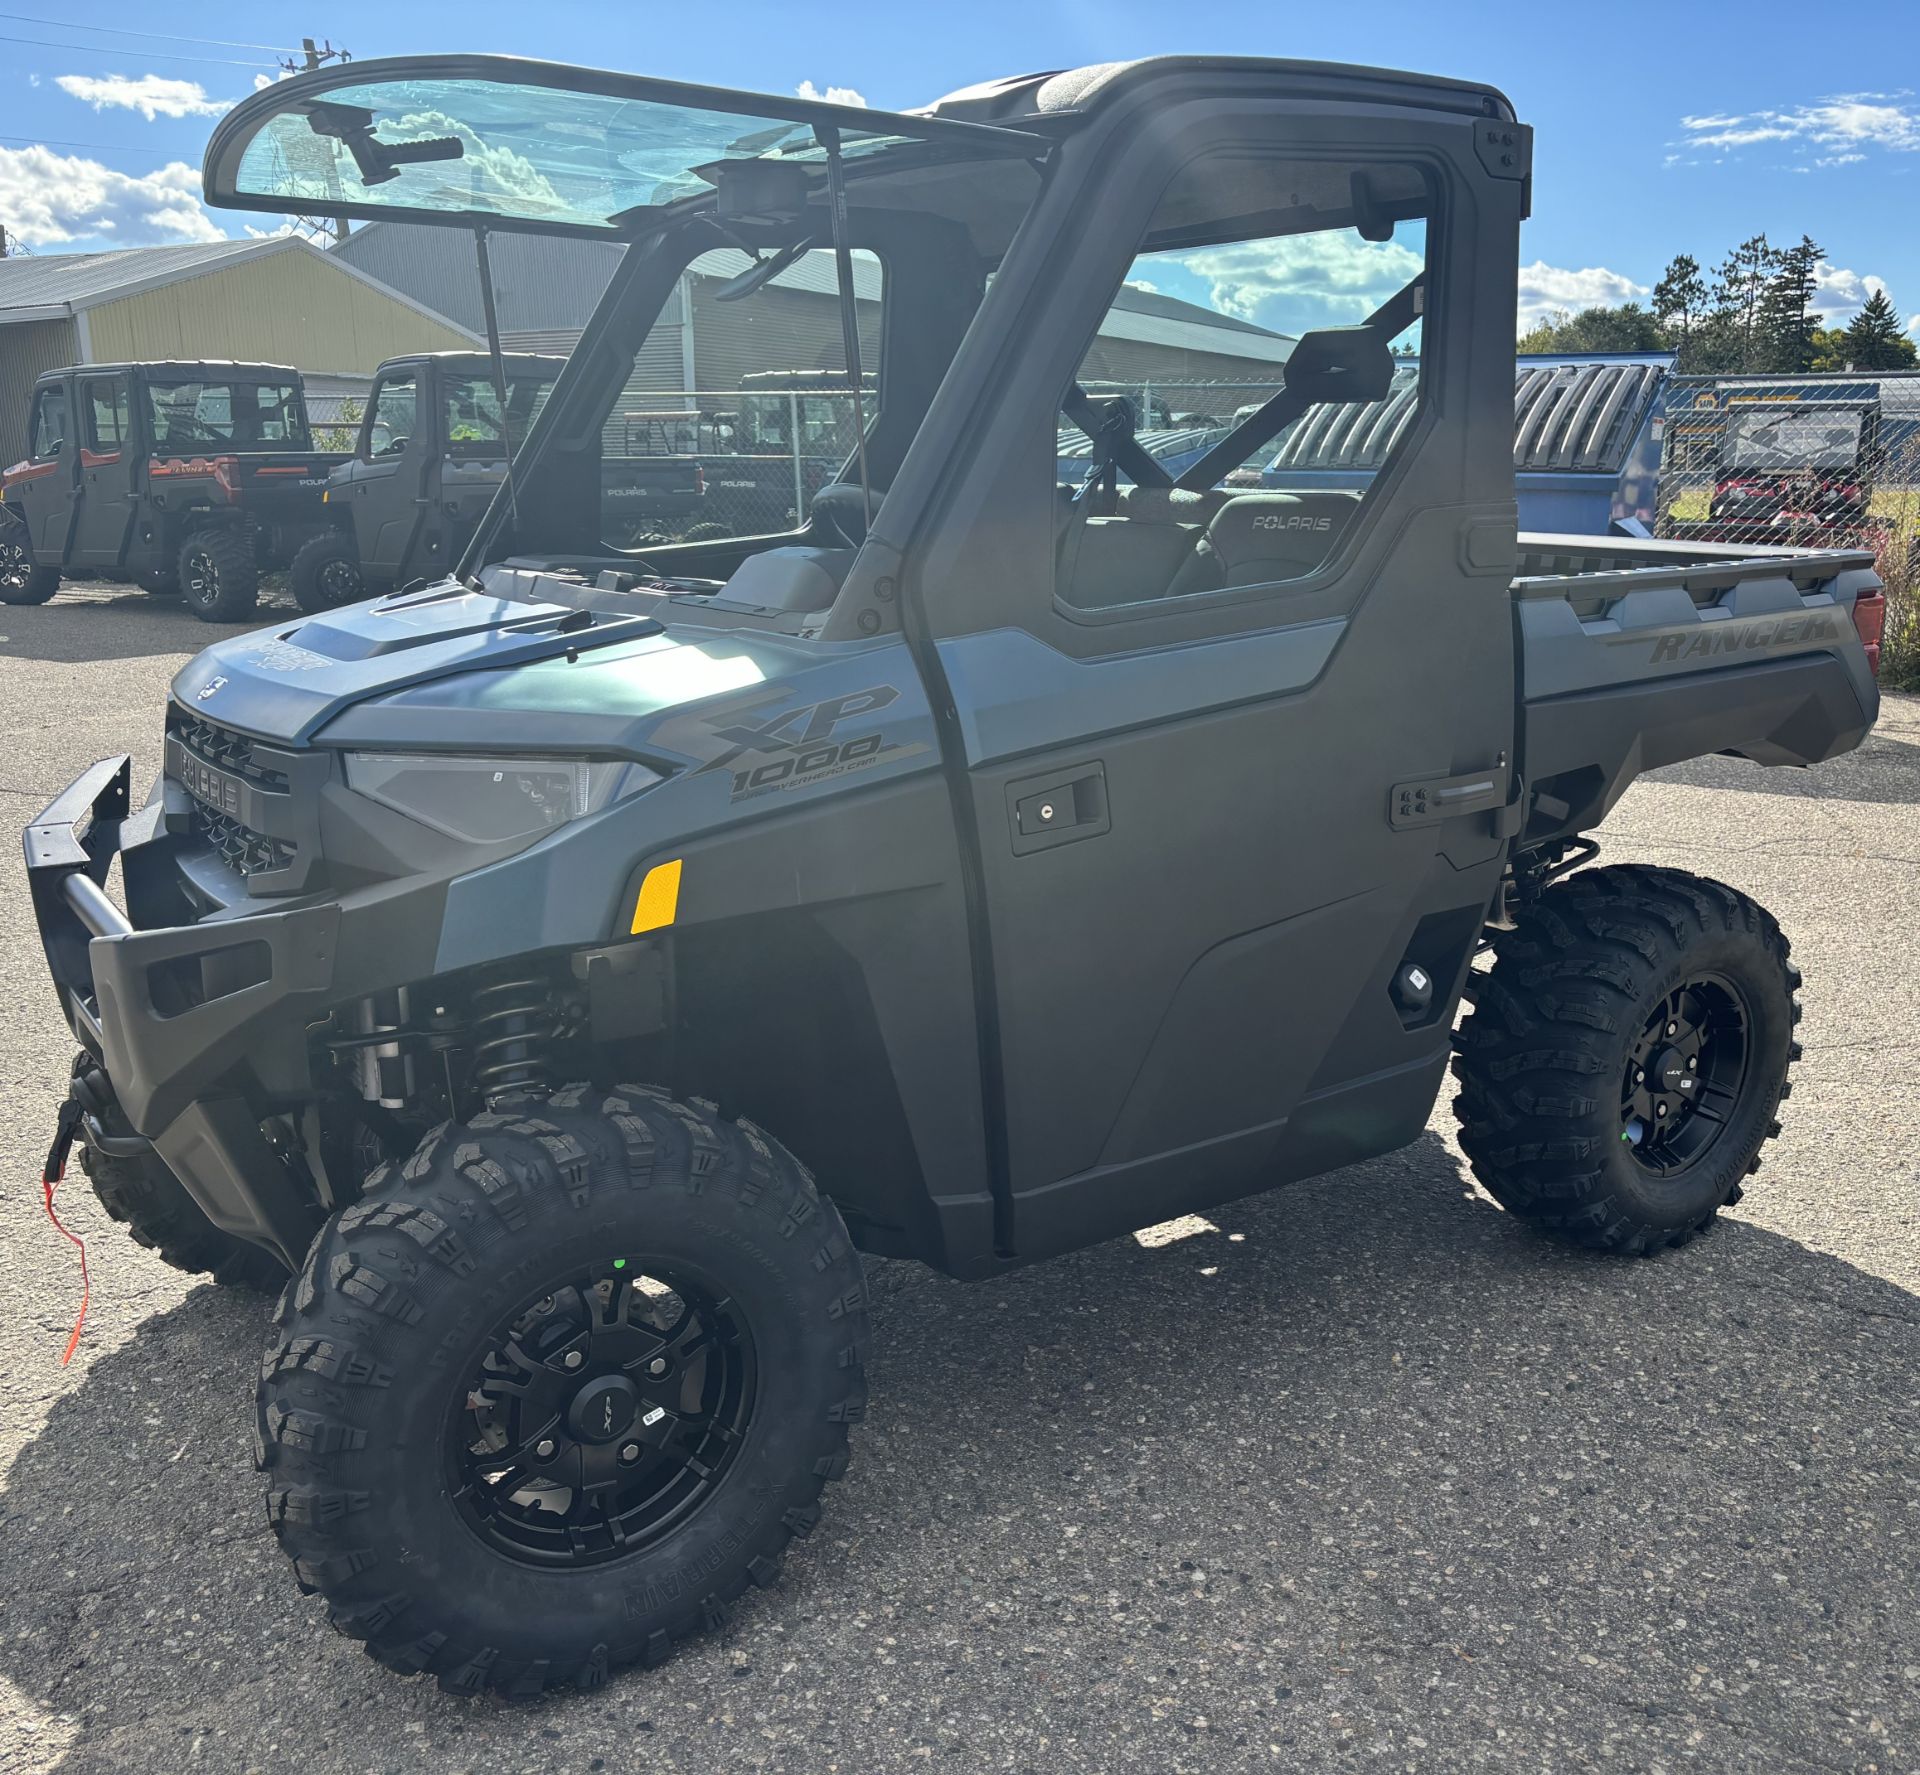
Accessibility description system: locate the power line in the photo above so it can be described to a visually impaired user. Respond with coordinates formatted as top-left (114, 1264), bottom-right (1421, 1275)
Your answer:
top-left (0, 31), bottom-right (275, 71)
top-left (0, 130), bottom-right (159, 157)
top-left (0, 11), bottom-right (300, 54)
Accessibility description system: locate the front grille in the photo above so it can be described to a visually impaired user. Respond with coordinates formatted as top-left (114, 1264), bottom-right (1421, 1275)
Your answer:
top-left (170, 713), bottom-right (289, 792)
top-left (167, 709), bottom-right (307, 886)
top-left (191, 801), bottom-right (297, 877)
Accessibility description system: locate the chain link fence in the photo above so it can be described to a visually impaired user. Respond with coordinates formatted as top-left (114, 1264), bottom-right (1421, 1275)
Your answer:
top-left (1655, 375), bottom-right (1920, 682)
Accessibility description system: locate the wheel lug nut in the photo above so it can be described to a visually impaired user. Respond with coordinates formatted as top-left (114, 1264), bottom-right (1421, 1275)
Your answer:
top-left (647, 1358), bottom-right (669, 1377)
top-left (1635, 1070), bottom-right (1644, 1084)
top-left (1666, 1022), bottom-right (1677, 1036)
top-left (620, 1443), bottom-right (642, 1463)
top-left (535, 1438), bottom-right (556, 1459)
top-left (563, 1351), bottom-right (584, 1370)
top-left (1656, 1104), bottom-right (1668, 1118)
top-left (1687, 1057), bottom-right (1697, 1071)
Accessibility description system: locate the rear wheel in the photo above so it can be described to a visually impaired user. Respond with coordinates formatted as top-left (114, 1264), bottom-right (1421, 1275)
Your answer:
top-left (0, 517), bottom-right (59, 604)
top-left (82, 1145), bottom-right (286, 1289)
top-left (1453, 864), bottom-right (1799, 1255)
top-left (258, 1084), bottom-right (869, 1696)
top-left (289, 530), bottom-right (366, 613)
top-left (178, 528), bottom-right (259, 622)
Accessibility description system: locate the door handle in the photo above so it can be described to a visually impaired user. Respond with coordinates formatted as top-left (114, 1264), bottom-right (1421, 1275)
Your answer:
top-left (1006, 761), bottom-right (1109, 855)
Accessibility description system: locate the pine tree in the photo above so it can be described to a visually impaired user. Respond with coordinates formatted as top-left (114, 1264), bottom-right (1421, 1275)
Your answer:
top-left (1712, 235), bottom-right (1780, 372)
top-left (1755, 236), bottom-right (1825, 373)
top-left (1841, 288), bottom-right (1915, 370)
top-left (1652, 254), bottom-right (1708, 362)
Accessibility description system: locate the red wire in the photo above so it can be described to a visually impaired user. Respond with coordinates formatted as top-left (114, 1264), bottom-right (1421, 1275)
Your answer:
top-left (41, 1168), bottom-right (90, 1366)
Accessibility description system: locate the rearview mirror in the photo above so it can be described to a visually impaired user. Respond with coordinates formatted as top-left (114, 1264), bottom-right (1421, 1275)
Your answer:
top-left (1282, 327), bottom-right (1397, 408)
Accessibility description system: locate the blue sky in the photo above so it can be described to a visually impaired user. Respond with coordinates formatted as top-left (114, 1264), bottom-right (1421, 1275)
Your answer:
top-left (4, 0), bottom-right (1916, 340)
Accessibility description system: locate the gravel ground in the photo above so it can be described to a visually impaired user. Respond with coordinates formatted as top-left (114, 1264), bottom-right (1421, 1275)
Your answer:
top-left (0, 585), bottom-right (1915, 1775)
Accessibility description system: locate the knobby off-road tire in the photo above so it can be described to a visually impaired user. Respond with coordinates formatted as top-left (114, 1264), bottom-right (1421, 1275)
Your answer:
top-left (81, 1144), bottom-right (286, 1289)
top-left (258, 1084), bottom-right (870, 1697)
top-left (1453, 864), bottom-right (1800, 1256)
top-left (0, 516), bottom-right (58, 605)
top-left (178, 527), bottom-right (259, 622)
top-left (288, 530), bottom-right (367, 614)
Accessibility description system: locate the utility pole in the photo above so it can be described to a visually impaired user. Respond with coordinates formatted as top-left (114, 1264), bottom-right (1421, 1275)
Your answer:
top-left (278, 36), bottom-right (354, 244)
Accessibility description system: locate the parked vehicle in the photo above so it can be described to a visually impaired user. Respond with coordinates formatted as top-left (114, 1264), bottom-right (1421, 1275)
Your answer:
top-left (1663, 392), bottom-right (1882, 547)
top-left (289, 352), bottom-right (707, 611)
top-left (0, 361), bottom-right (339, 619)
top-left (696, 368), bottom-right (876, 535)
top-left (29, 54), bottom-right (1882, 1699)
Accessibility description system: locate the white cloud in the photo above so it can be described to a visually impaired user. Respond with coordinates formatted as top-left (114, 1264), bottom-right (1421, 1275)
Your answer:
top-left (1516, 260), bottom-right (1649, 329)
top-left (55, 72), bottom-right (232, 120)
top-left (1173, 231), bottom-right (1425, 332)
top-left (0, 145), bottom-right (224, 247)
top-left (1677, 92), bottom-right (1920, 159)
top-left (1125, 278), bottom-right (1159, 294)
top-left (796, 80), bottom-right (867, 107)
top-left (1812, 263), bottom-right (1891, 326)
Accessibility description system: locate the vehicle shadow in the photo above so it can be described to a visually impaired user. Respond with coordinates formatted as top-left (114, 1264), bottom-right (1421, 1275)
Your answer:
top-left (0, 583), bottom-right (301, 666)
top-left (2, 1130), bottom-right (1915, 1772)
top-left (1647, 717), bottom-right (1920, 806)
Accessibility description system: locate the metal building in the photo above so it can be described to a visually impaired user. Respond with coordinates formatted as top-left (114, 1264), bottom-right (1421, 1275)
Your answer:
top-left (0, 237), bottom-right (477, 458)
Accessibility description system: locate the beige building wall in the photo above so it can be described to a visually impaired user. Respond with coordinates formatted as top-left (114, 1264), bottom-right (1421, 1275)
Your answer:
top-left (0, 316), bottom-right (80, 461)
top-left (83, 246), bottom-right (472, 374)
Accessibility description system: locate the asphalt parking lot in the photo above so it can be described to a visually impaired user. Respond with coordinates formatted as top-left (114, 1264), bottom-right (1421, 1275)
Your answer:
top-left (0, 583), bottom-right (1915, 1775)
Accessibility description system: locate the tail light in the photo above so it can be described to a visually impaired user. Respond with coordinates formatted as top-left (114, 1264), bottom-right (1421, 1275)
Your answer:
top-left (211, 456), bottom-right (241, 502)
top-left (1852, 587), bottom-right (1886, 677)
top-left (695, 464), bottom-right (706, 495)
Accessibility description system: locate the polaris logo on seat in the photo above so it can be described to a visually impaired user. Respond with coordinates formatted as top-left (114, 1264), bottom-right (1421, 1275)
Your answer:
top-left (1251, 513), bottom-right (1334, 532)
top-left (1641, 613), bottom-right (1843, 665)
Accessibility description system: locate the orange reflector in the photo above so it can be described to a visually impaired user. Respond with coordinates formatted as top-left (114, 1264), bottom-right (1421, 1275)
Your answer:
top-left (630, 858), bottom-right (683, 934)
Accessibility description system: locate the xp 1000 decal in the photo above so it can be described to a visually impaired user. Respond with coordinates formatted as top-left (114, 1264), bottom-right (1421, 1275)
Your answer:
top-left (662, 684), bottom-right (929, 803)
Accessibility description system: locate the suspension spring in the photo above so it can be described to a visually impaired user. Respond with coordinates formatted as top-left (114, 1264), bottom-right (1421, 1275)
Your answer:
top-left (469, 973), bottom-right (559, 1103)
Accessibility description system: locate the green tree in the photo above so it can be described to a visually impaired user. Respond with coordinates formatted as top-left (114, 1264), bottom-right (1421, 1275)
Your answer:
top-left (1518, 303), bottom-right (1666, 355)
top-left (1652, 254), bottom-right (1709, 357)
top-left (1755, 235), bottom-right (1825, 373)
top-left (1712, 235), bottom-right (1780, 371)
top-left (1841, 288), bottom-right (1919, 369)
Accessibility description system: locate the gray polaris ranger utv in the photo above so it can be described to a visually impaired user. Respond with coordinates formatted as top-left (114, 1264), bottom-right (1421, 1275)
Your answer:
top-left (25, 55), bottom-right (1883, 1697)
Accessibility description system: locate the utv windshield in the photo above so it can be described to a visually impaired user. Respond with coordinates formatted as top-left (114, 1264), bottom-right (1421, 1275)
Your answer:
top-left (1725, 409), bottom-right (1865, 473)
top-left (205, 56), bottom-right (1046, 236)
top-left (145, 380), bottom-right (310, 452)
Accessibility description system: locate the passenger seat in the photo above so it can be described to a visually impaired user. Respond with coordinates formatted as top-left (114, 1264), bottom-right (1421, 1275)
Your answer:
top-left (1167, 491), bottom-right (1362, 596)
top-left (1055, 485), bottom-right (1230, 609)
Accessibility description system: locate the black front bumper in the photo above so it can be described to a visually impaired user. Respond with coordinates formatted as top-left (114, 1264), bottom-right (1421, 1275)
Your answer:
top-left (26, 756), bottom-right (340, 1267)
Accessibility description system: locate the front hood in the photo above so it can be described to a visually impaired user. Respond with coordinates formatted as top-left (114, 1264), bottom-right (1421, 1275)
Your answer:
top-left (173, 582), bottom-right (670, 743)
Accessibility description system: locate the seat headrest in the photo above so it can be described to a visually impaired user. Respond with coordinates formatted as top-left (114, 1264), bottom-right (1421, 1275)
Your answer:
top-left (1202, 492), bottom-right (1362, 572)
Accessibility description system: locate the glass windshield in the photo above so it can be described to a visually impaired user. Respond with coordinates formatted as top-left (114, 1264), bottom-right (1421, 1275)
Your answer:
top-left (225, 71), bottom-right (992, 231)
top-left (145, 381), bottom-right (310, 451)
top-left (1726, 409), bottom-right (1865, 472)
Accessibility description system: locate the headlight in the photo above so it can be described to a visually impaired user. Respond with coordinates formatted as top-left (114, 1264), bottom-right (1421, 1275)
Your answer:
top-left (344, 753), bottom-right (659, 844)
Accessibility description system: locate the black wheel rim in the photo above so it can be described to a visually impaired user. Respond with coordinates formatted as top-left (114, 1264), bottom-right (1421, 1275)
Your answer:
top-left (1620, 974), bottom-right (1751, 1176)
top-left (0, 537), bottom-right (27, 591)
top-left (446, 1259), bottom-right (756, 1569)
top-left (183, 550), bottom-right (217, 605)
top-left (318, 557), bottom-right (361, 600)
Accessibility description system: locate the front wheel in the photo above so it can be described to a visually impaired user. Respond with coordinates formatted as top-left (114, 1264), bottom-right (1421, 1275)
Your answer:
top-left (83, 1145), bottom-right (285, 1290)
top-left (1453, 864), bottom-right (1799, 1256)
top-left (178, 528), bottom-right (259, 622)
top-left (288, 530), bottom-right (367, 614)
top-left (0, 517), bottom-right (58, 604)
top-left (258, 1085), bottom-right (870, 1696)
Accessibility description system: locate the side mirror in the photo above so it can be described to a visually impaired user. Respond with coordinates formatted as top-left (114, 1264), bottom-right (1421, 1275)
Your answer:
top-left (44, 437), bottom-right (62, 458)
top-left (1281, 328), bottom-right (1397, 407)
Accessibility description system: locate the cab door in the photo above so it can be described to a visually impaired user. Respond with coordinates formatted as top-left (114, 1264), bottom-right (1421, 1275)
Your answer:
top-left (900, 91), bottom-right (1528, 1259)
top-left (11, 381), bottom-right (79, 564)
top-left (71, 374), bottom-right (136, 568)
top-left (348, 365), bottom-right (430, 573)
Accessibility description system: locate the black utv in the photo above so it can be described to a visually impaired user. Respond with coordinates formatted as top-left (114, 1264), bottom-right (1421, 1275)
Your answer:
top-left (26, 55), bottom-right (1883, 1700)
top-left (0, 361), bottom-right (339, 620)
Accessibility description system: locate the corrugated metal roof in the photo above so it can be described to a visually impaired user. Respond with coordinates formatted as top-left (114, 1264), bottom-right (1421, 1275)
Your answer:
top-left (0, 239), bottom-right (267, 316)
top-left (1268, 359), bottom-right (1667, 474)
